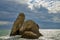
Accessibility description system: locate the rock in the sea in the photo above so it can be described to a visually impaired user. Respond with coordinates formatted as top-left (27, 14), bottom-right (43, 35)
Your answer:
top-left (20, 20), bottom-right (43, 39)
top-left (10, 13), bottom-right (25, 36)
top-left (10, 12), bottom-right (43, 39)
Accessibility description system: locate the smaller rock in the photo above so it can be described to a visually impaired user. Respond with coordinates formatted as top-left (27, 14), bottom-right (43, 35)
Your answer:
top-left (20, 20), bottom-right (43, 39)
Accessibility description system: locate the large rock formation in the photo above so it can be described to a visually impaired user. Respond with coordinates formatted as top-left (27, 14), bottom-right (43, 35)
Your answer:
top-left (20, 20), bottom-right (43, 39)
top-left (10, 13), bottom-right (25, 36)
top-left (10, 13), bottom-right (43, 39)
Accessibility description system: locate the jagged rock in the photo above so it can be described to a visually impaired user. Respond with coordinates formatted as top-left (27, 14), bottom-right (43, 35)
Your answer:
top-left (10, 13), bottom-right (25, 36)
top-left (20, 20), bottom-right (43, 39)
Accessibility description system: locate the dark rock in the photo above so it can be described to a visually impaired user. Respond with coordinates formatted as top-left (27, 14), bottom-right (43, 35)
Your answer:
top-left (20, 20), bottom-right (43, 39)
top-left (21, 31), bottom-right (38, 39)
top-left (10, 13), bottom-right (25, 36)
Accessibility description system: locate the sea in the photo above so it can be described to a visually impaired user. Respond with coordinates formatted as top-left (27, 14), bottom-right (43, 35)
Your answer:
top-left (0, 29), bottom-right (60, 40)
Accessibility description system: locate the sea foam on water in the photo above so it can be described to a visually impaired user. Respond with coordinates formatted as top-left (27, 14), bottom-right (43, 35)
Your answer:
top-left (0, 29), bottom-right (60, 40)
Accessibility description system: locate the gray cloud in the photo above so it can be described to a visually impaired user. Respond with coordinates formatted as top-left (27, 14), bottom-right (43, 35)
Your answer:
top-left (0, 0), bottom-right (60, 29)
top-left (0, 0), bottom-right (60, 23)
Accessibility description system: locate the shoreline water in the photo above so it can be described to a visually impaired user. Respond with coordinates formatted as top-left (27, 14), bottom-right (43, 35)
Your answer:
top-left (0, 29), bottom-right (60, 40)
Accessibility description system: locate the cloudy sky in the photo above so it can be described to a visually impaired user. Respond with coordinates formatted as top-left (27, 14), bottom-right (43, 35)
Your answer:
top-left (0, 0), bottom-right (60, 29)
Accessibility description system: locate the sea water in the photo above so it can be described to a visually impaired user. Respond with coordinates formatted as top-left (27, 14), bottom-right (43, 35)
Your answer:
top-left (0, 29), bottom-right (60, 40)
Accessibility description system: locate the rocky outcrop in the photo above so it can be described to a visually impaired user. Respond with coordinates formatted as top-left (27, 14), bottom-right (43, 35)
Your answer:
top-left (20, 20), bottom-right (43, 39)
top-left (10, 13), bottom-right (43, 39)
top-left (10, 13), bottom-right (25, 36)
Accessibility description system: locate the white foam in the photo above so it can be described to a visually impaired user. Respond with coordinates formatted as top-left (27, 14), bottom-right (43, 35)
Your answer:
top-left (0, 35), bottom-right (10, 39)
top-left (0, 29), bottom-right (60, 40)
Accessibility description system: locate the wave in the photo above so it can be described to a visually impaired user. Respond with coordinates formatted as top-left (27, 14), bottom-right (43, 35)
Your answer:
top-left (0, 35), bottom-right (49, 40)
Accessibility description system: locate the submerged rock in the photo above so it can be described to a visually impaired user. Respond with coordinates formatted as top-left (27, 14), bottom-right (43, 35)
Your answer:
top-left (10, 13), bottom-right (25, 36)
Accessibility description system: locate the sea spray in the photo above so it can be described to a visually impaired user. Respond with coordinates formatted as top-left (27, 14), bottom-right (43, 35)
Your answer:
top-left (0, 29), bottom-right (60, 40)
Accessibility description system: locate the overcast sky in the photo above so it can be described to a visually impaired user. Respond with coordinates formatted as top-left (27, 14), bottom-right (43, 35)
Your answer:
top-left (0, 0), bottom-right (60, 29)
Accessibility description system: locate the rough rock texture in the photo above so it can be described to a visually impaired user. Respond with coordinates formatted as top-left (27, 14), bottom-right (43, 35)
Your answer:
top-left (21, 31), bottom-right (38, 39)
top-left (20, 20), bottom-right (43, 39)
top-left (10, 13), bottom-right (43, 39)
top-left (10, 13), bottom-right (25, 36)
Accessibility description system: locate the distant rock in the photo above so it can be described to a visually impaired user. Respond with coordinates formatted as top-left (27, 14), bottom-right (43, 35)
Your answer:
top-left (20, 20), bottom-right (43, 39)
top-left (10, 13), bottom-right (25, 36)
